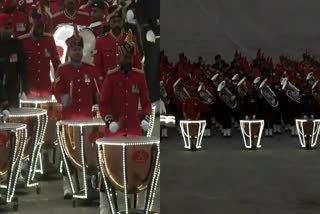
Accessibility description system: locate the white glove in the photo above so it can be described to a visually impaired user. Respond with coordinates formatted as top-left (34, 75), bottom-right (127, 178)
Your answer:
top-left (61, 94), bottom-right (70, 107)
top-left (141, 119), bottom-right (149, 131)
top-left (92, 104), bottom-right (99, 112)
top-left (19, 91), bottom-right (27, 100)
top-left (109, 121), bottom-right (119, 133)
top-left (2, 110), bottom-right (10, 121)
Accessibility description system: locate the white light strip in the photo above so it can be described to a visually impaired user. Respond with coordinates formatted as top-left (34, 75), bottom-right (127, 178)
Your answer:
top-left (147, 105), bottom-right (156, 137)
top-left (179, 120), bottom-right (206, 150)
top-left (122, 145), bottom-right (129, 214)
top-left (295, 119), bottom-right (320, 148)
top-left (160, 115), bottom-right (175, 124)
top-left (239, 120), bottom-right (264, 149)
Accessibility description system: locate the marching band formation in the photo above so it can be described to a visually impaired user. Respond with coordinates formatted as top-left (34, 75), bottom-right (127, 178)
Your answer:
top-left (0, 0), bottom-right (159, 213)
top-left (160, 49), bottom-right (320, 138)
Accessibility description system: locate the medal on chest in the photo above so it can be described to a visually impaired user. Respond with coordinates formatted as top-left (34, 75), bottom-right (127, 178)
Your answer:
top-left (16, 23), bottom-right (26, 32)
top-left (44, 48), bottom-right (51, 57)
top-left (84, 73), bottom-right (91, 84)
top-left (132, 84), bottom-right (139, 93)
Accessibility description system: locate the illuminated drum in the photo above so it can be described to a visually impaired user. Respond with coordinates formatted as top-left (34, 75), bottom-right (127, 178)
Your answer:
top-left (0, 108), bottom-right (47, 188)
top-left (20, 95), bottom-right (62, 147)
top-left (56, 118), bottom-right (105, 199)
top-left (160, 115), bottom-right (175, 127)
top-left (96, 136), bottom-right (160, 214)
top-left (179, 120), bottom-right (206, 150)
top-left (296, 119), bottom-right (320, 149)
top-left (0, 123), bottom-right (27, 211)
top-left (240, 120), bottom-right (264, 149)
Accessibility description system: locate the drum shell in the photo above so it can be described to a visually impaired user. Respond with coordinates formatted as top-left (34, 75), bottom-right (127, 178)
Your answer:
top-left (243, 123), bottom-right (261, 137)
top-left (60, 124), bottom-right (104, 173)
top-left (303, 120), bottom-right (314, 137)
top-left (102, 144), bottom-right (154, 194)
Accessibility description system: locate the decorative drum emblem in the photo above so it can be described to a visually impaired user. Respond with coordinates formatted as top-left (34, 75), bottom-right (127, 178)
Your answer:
top-left (132, 149), bottom-right (149, 163)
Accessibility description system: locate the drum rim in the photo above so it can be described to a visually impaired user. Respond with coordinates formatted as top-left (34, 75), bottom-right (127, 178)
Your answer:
top-left (20, 95), bottom-right (58, 104)
top-left (57, 118), bottom-right (105, 126)
top-left (1, 107), bottom-right (47, 116)
top-left (96, 136), bottom-right (160, 145)
top-left (0, 123), bottom-right (27, 130)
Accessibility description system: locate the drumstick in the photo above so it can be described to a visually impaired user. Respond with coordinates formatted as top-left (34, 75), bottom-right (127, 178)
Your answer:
top-left (93, 79), bottom-right (100, 95)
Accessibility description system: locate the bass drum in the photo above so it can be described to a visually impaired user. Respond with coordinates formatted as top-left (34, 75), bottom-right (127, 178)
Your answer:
top-left (79, 27), bottom-right (96, 64)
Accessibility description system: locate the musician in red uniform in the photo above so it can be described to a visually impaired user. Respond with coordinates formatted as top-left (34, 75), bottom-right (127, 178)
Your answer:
top-left (0, 0), bottom-right (31, 38)
top-left (19, 8), bottom-right (61, 96)
top-left (88, 0), bottom-right (108, 37)
top-left (51, 0), bottom-right (90, 29)
top-left (94, 5), bottom-right (142, 83)
top-left (98, 32), bottom-right (151, 214)
top-left (54, 25), bottom-right (100, 198)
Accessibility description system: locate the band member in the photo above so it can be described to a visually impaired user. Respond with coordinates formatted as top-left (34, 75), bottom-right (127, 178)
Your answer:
top-left (98, 32), bottom-right (151, 214)
top-left (94, 5), bottom-right (142, 83)
top-left (88, 0), bottom-right (108, 37)
top-left (54, 25), bottom-right (100, 198)
top-left (0, 0), bottom-right (31, 38)
top-left (51, 0), bottom-right (90, 29)
top-left (19, 8), bottom-right (61, 96)
top-left (0, 13), bottom-right (28, 116)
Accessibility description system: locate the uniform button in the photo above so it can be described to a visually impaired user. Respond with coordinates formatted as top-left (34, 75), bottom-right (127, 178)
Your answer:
top-left (125, 128), bottom-right (128, 131)
top-left (38, 52), bottom-right (40, 54)
top-left (78, 99), bottom-right (81, 102)
top-left (37, 43), bottom-right (40, 46)
top-left (126, 90), bottom-right (128, 93)
top-left (38, 61), bottom-right (40, 63)
top-left (116, 43), bottom-right (118, 45)
top-left (117, 64), bottom-right (119, 67)
top-left (78, 79), bottom-right (80, 82)
top-left (78, 109), bottom-right (80, 112)
top-left (116, 54), bottom-right (119, 56)
top-left (77, 69), bottom-right (80, 72)
top-left (125, 103), bottom-right (128, 106)
top-left (125, 115), bottom-right (128, 118)
top-left (78, 89), bottom-right (80, 92)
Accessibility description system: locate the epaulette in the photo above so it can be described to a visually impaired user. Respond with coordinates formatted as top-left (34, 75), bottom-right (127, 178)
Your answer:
top-left (58, 62), bottom-right (70, 68)
top-left (52, 11), bottom-right (63, 18)
top-left (132, 67), bottom-right (144, 74)
top-left (82, 62), bottom-right (94, 67)
top-left (77, 11), bottom-right (89, 16)
top-left (17, 33), bottom-right (30, 40)
top-left (107, 66), bottom-right (120, 75)
top-left (43, 32), bottom-right (53, 37)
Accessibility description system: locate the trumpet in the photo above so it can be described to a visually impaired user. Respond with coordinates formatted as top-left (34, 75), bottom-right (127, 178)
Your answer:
top-left (259, 78), bottom-right (279, 108)
top-left (281, 77), bottom-right (301, 104)
top-left (217, 80), bottom-right (237, 109)
top-left (198, 83), bottom-right (215, 104)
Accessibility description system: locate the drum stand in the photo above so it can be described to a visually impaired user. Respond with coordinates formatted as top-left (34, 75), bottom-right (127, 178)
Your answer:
top-left (296, 119), bottom-right (320, 149)
top-left (97, 138), bottom-right (160, 214)
top-left (0, 123), bottom-right (27, 212)
top-left (179, 120), bottom-right (206, 151)
top-left (240, 120), bottom-right (264, 150)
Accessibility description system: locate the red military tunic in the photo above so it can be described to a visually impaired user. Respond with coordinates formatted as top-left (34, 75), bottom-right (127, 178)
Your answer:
top-left (19, 32), bottom-right (61, 96)
top-left (183, 97), bottom-right (201, 120)
top-left (51, 10), bottom-right (90, 29)
top-left (54, 62), bottom-right (99, 119)
top-left (49, 0), bottom-right (64, 14)
top-left (99, 67), bottom-right (152, 137)
top-left (9, 10), bottom-right (30, 38)
top-left (94, 30), bottom-right (142, 83)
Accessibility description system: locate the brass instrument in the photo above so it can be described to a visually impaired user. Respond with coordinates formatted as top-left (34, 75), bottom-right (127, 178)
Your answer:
top-left (173, 78), bottom-right (191, 102)
top-left (312, 80), bottom-right (320, 104)
top-left (306, 72), bottom-right (317, 88)
top-left (198, 83), bottom-right (215, 104)
top-left (217, 80), bottom-right (237, 109)
top-left (237, 77), bottom-right (247, 98)
top-left (281, 77), bottom-right (301, 104)
top-left (259, 78), bottom-right (279, 107)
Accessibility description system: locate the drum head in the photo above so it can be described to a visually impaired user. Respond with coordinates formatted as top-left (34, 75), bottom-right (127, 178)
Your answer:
top-left (79, 28), bottom-right (96, 64)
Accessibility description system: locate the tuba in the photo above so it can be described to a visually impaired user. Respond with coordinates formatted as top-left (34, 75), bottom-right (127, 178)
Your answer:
top-left (281, 77), bottom-right (301, 104)
top-left (217, 80), bottom-right (237, 109)
top-left (173, 78), bottom-right (191, 102)
top-left (306, 72), bottom-right (317, 88)
top-left (312, 80), bottom-right (320, 104)
top-left (259, 78), bottom-right (279, 107)
top-left (198, 83), bottom-right (215, 104)
top-left (237, 77), bottom-right (247, 98)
